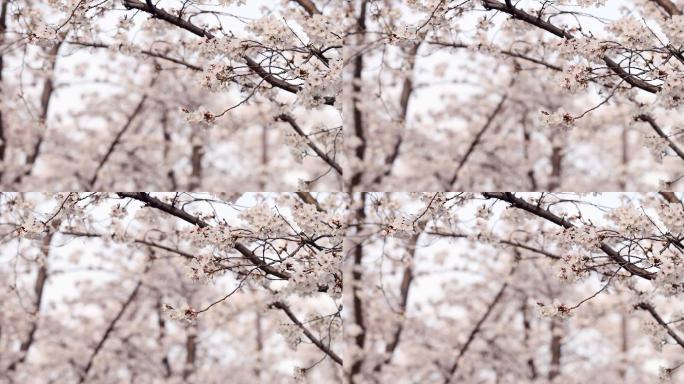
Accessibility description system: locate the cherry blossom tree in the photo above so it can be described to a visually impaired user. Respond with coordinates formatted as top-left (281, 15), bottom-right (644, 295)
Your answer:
top-left (345, 0), bottom-right (684, 191)
top-left (345, 192), bottom-right (684, 383)
top-left (0, 0), bottom-right (342, 190)
top-left (0, 192), bottom-right (343, 383)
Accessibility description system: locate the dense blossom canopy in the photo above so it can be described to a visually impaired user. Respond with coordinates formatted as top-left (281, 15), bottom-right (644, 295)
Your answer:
top-left (346, 0), bottom-right (684, 191)
top-left (345, 192), bottom-right (684, 383)
top-left (2, 0), bottom-right (684, 383)
top-left (0, 192), bottom-right (343, 383)
top-left (0, 0), bottom-right (342, 190)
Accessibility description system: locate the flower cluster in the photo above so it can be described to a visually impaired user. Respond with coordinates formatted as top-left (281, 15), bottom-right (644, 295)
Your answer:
top-left (278, 322), bottom-right (303, 350)
top-left (182, 106), bottom-right (215, 129)
top-left (540, 109), bottom-right (575, 130)
top-left (606, 205), bottom-right (652, 237)
top-left (659, 72), bottom-right (684, 109)
top-left (644, 134), bottom-right (669, 163)
top-left (18, 218), bottom-right (45, 239)
top-left (184, 224), bottom-right (236, 252)
top-left (558, 64), bottom-right (592, 93)
top-left (162, 304), bottom-right (198, 323)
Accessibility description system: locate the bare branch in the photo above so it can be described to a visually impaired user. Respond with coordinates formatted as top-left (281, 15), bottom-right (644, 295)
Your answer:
top-left (78, 275), bottom-right (145, 383)
top-left (444, 282), bottom-right (509, 383)
top-left (449, 95), bottom-right (507, 187)
top-left (89, 95), bottom-right (148, 189)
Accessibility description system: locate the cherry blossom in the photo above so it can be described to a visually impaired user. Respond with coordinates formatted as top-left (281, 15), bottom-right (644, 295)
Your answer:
top-left (345, 192), bottom-right (684, 383)
top-left (0, 192), bottom-right (343, 383)
top-left (345, 0), bottom-right (684, 191)
top-left (0, 0), bottom-right (342, 190)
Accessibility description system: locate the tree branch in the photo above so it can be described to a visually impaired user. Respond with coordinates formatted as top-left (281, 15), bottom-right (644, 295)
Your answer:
top-left (444, 282), bottom-right (509, 383)
top-left (78, 275), bottom-right (145, 383)
top-left (277, 114), bottom-right (342, 175)
top-left (373, 42), bottom-right (422, 185)
top-left (659, 191), bottom-right (683, 205)
top-left (637, 302), bottom-right (684, 349)
top-left (635, 114), bottom-right (684, 162)
top-left (482, 193), bottom-right (656, 280)
top-left (373, 225), bottom-right (425, 372)
top-left (348, 192), bottom-right (367, 381)
top-left (116, 193), bottom-right (294, 281)
top-left (652, 0), bottom-right (682, 16)
top-left (0, 0), bottom-right (8, 183)
top-left (271, 301), bottom-right (342, 365)
top-left (61, 230), bottom-right (196, 260)
top-left (291, 0), bottom-right (321, 16)
top-left (481, 1), bottom-right (661, 93)
top-left (295, 192), bottom-right (325, 212)
top-left (7, 233), bottom-right (54, 372)
top-left (66, 41), bottom-right (202, 71)
top-left (449, 95), bottom-right (507, 187)
top-left (122, 0), bottom-right (335, 105)
top-left (427, 231), bottom-right (561, 260)
top-left (349, 0), bottom-right (368, 191)
top-left (89, 95), bottom-right (148, 189)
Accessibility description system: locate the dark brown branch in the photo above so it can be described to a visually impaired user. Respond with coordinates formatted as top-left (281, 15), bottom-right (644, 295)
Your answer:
top-left (122, 0), bottom-right (335, 105)
top-left (652, 0), bottom-right (682, 16)
top-left (277, 114), bottom-right (342, 175)
top-left (521, 298), bottom-right (538, 380)
top-left (182, 323), bottom-right (197, 379)
top-left (349, 192), bottom-right (367, 381)
top-left (548, 318), bottom-right (562, 379)
top-left (116, 193), bottom-right (292, 281)
top-left (291, 0), bottom-right (321, 16)
top-left (0, 0), bottom-right (8, 182)
top-left (156, 297), bottom-right (172, 378)
top-left (295, 192), bottom-right (325, 212)
top-left (271, 301), bottom-right (342, 365)
top-left (482, 0), bottom-right (573, 39)
top-left (548, 145), bottom-right (563, 191)
top-left (659, 191), bottom-right (682, 205)
top-left (636, 114), bottom-right (684, 162)
top-left (349, 1), bottom-right (368, 191)
top-left (482, 193), bottom-right (656, 280)
top-left (636, 302), bottom-right (684, 349)
top-left (188, 135), bottom-right (203, 190)
top-left (603, 56), bottom-right (660, 93)
top-left (243, 55), bottom-right (302, 95)
top-left (123, 0), bottom-right (209, 37)
top-left (481, 1), bottom-right (661, 94)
